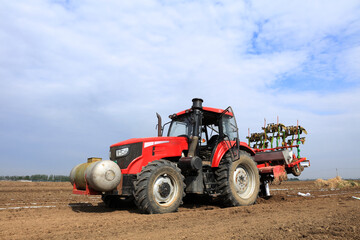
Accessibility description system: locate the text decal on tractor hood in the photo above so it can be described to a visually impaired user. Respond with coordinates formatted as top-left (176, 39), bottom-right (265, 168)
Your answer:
top-left (144, 141), bottom-right (170, 148)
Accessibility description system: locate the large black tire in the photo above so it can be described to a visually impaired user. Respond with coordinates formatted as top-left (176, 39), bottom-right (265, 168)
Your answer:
top-left (133, 160), bottom-right (185, 214)
top-left (215, 151), bottom-right (260, 206)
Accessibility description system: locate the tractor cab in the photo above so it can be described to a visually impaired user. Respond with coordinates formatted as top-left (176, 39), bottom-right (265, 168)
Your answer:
top-left (166, 98), bottom-right (240, 165)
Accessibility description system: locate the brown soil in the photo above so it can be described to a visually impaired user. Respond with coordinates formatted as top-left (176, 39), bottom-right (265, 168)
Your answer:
top-left (0, 180), bottom-right (360, 239)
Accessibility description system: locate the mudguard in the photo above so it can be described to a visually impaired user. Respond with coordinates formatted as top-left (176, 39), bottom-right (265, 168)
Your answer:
top-left (211, 141), bottom-right (255, 168)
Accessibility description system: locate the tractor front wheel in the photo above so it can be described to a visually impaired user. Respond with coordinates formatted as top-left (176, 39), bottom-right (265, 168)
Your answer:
top-left (133, 160), bottom-right (185, 214)
top-left (215, 151), bottom-right (260, 206)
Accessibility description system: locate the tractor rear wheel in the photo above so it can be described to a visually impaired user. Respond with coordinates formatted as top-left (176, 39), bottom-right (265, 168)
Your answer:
top-left (133, 160), bottom-right (185, 214)
top-left (215, 151), bottom-right (260, 206)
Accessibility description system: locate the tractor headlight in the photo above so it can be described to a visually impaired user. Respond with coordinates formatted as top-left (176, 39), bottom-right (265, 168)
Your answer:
top-left (116, 147), bottom-right (129, 157)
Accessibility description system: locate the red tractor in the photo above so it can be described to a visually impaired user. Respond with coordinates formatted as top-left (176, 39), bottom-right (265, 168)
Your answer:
top-left (70, 98), bottom-right (309, 214)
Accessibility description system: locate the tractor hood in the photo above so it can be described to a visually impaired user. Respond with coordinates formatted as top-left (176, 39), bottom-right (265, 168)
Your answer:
top-left (110, 136), bottom-right (189, 173)
top-left (110, 136), bottom-right (188, 148)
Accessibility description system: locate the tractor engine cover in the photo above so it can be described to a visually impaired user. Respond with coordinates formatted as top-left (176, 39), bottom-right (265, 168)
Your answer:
top-left (70, 159), bottom-right (121, 192)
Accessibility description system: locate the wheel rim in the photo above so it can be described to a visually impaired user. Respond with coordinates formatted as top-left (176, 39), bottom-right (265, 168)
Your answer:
top-left (233, 164), bottom-right (256, 199)
top-left (153, 173), bottom-right (179, 206)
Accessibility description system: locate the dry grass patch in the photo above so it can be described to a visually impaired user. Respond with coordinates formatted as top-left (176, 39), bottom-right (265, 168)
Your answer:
top-left (315, 176), bottom-right (359, 189)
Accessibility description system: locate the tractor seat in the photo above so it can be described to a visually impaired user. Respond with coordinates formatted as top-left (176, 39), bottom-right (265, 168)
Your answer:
top-left (207, 135), bottom-right (219, 150)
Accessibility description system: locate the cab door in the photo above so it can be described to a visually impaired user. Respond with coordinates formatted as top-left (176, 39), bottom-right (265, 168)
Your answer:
top-left (210, 107), bottom-right (240, 167)
top-left (220, 106), bottom-right (240, 160)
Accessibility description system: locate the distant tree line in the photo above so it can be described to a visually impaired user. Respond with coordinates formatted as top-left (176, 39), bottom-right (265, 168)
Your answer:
top-left (288, 178), bottom-right (300, 181)
top-left (0, 174), bottom-right (70, 182)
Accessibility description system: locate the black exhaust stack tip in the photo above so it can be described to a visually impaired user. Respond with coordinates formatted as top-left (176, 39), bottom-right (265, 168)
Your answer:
top-left (192, 98), bottom-right (203, 109)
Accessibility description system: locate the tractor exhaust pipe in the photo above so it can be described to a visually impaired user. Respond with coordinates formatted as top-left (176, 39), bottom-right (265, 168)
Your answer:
top-left (192, 98), bottom-right (203, 109)
top-left (191, 98), bottom-right (203, 138)
top-left (187, 136), bottom-right (198, 157)
top-left (156, 112), bottom-right (162, 137)
top-left (187, 98), bottom-right (203, 158)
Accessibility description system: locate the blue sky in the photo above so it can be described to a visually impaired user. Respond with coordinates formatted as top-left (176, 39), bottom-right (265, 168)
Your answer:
top-left (1, 0), bottom-right (360, 179)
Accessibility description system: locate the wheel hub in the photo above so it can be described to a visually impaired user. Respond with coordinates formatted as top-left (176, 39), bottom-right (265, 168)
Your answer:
top-left (234, 168), bottom-right (249, 192)
top-left (232, 164), bottom-right (255, 199)
top-left (158, 182), bottom-right (171, 198)
top-left (153, 174), bottom-right (178, 206)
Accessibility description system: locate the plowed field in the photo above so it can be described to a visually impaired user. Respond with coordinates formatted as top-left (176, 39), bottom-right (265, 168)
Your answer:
top-left (1, 181), bottom-right (359, 239)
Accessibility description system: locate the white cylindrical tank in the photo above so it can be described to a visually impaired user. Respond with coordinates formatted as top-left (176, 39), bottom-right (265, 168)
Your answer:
top-left (70, 158), bottom-right (121, 192)
top-left (86, 160), bottom-right (121, 192)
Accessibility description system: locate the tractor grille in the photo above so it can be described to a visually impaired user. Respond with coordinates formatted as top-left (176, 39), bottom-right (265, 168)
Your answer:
top-left (110, 142), bottom-right (143, 169)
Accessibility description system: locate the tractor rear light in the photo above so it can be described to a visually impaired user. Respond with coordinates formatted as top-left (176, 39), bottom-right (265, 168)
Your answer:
top-left (116, 147), bottom-right (129, 157)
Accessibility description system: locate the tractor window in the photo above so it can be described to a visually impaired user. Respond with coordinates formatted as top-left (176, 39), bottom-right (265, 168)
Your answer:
top-left (199, 124), bottom-right (219, 148)
top-left (200, 130), bottom-right (206, 146)
top-left (221, 114), bottom-right (238, 141)
top-left (207, 124), bottom-right (219, 137)
top-left (168, 121), bottom-right (188, 137)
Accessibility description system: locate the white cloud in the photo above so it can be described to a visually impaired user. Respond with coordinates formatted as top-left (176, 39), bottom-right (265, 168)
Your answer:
top-left (0, 0), bottom-right (359, 178)
top-left (249, 0), bottom-right (360, 49)
top-left (337, 46), bottom-right (360, 82)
